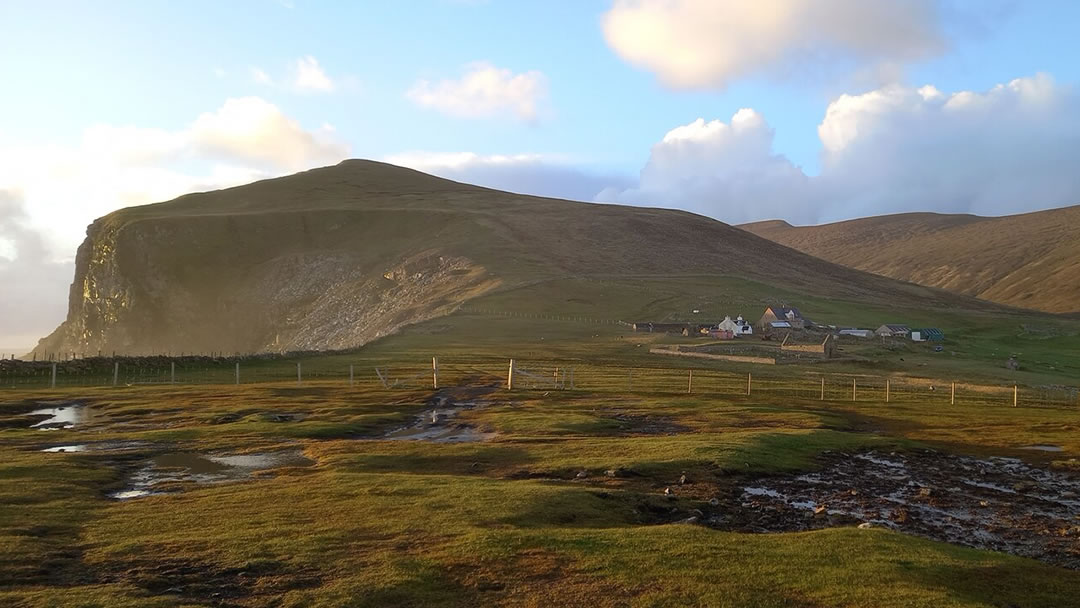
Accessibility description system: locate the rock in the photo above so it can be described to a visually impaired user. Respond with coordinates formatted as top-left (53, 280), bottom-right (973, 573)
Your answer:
top-left (979, 500), bottom-right (990, 507)
top-left (813, 505), bottom-right (827, 518)
top-left (709, 498), bottom-right (720, 507)
top-left (918, 487), bottom-right (933, 498)
top-left (858, 522), bottom-right (874, 529)
top-left (1012, 481), bottom-right (1037, 493)
top-left (691, 509), bottom-right (704, 517)
top-left (663, 487), bottom-right (675, 499)
top-left (575, 470), bottom-right (588, 479)
top-left (679, 516), bottom-right (699, 524)
top-left (678, 474), bottom-right (689, 485)
top-left (849, 489), bottom-right (858, 496)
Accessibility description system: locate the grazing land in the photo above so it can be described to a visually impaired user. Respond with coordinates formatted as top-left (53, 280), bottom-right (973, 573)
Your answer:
top-left (4, 304), bottom-right (1080, 607)
top-left (741, 205), bottom-right (1080, 314)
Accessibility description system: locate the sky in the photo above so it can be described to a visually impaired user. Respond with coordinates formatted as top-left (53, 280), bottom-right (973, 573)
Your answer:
top-left (2, 0), bottom-right (1080, 350)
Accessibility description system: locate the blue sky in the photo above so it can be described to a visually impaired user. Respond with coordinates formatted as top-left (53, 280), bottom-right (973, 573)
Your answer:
top-left (3, 0), bottom-right (1080, 347)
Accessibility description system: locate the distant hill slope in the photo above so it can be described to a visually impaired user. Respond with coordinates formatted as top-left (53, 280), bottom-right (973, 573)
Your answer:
top-left (741, 206), bottom-right (1080, 313)
top-left (35, 160), bottom-right (1000, 356)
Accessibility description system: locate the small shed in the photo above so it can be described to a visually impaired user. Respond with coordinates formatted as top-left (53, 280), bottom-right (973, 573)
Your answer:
top-left (911, 328), bottom-right (944, 342)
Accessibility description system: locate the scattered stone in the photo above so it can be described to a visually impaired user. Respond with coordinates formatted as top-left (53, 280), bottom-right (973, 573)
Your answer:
top-left (918, 487), bottom-right (933, 498)
top-left (979, 500), bottom-right (990, 507)
top-left (663, 487), bottom-right (674, 499)
top-left (709, 498), bottom-right (720, 507)
top-left (813, 505), bottom-right (827, 518)
top-left (679, 516), bottom-right (699, 524)
top-left (857, 522), bottom-right (874, 530)
top-left (678, 473), bottom-right (689, 485)
top-left (575, 470), bottom-right (588, 479)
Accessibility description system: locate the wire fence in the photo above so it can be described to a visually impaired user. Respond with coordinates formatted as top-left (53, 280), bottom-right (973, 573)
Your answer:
top-left (2, 355), bottom-right (1077, 410)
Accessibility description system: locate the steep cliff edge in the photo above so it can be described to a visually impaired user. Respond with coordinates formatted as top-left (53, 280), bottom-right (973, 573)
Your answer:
top-left (35, 160), bottom-right (1003, 357)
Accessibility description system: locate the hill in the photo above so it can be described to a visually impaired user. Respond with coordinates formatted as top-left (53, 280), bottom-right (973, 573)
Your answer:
top-left (34, 160), bottom-right (1002, 357)
top-left (741, 206), bottom-right (1080, 314)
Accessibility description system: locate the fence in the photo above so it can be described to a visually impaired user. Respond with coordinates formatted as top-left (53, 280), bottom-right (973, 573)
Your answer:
top-left (2, 355), bottom-right (1077, 410)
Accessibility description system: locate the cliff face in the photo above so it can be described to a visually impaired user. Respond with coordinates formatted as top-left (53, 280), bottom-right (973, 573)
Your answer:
top-left (35, 209), bottom-right (498, 356)
top-left (35, 159), bottom-right (1004, 357)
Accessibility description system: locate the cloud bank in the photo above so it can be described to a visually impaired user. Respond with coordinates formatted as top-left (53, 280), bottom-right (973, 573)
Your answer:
top-left (602, 0), bottom-right (945, 88)
top-left (386, 152), bottom-right (633, 203)
top-left (601, 74), bottom-right (1080, 224)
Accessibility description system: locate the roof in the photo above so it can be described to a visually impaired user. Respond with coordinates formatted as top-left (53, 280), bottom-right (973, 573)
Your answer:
top-left (880, 324), bottom-right (910, 331)
top-left (767, 306), bottom-right (804, 319)
top-left (913, 327), bottom-right (945, 337)
top-left (769, 321), bottom-right (792, 328)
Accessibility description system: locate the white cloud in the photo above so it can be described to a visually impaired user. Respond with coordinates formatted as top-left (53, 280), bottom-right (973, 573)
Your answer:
top-left (291, 55), bottom-right (335, 92)
top-left (601, 74), bottom-right (1080, 224)
top-left (188, 97), bottom-right (347, 169)
top-left (406, 62), bottom-right (548, 121)
top-left (602, 110), bottom-right (811, 223)
top-left (0, 191), bottom-right (73, 351)
top-left (602, 0), bottom-right (945, 89)
top-left (386, 152), bottom-right (633, 202)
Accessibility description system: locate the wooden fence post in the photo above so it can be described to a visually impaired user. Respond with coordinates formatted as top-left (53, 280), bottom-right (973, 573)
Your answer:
top-left (50, 363), bottom-right (56, 389)
top-left (113, 362), bottom-right (119, 387)
top-left (852, 378), bottom-right (857, 402)
top-left (569, 367), bottom-right (575, 390)
top-left (171, 361), bottom-right (176, 384)
top-left (951, 382), bottom-right (955, 405)
top-left (886, 379), bottom-right (890, 403)
top-left (747, 373), bottom-right (752, 396)
top-left (349, 364), bottom-right (354, 388)
top-left (1014, 384), bottom-right (1018, 407)
top-left (820, 376), bottom-right (825, 401)
top-left (433, 357), bottom-right (439, 390)
top-left (687, 369), bottom-right (693, 394)
top-left (507, 359), bottom-right (515, 390)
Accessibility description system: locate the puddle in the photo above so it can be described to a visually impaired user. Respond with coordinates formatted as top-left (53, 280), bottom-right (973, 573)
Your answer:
top-left (727, 449), bottom-right (1080, 569)
top-left (381, 405), bottom-right (496, 443)
top-left (27, 403), bottom-right (88, 430)
top-left (603, 412), bottom-right (690, 436)
top-left (42, 445), bottom-right (88, 453)
top-left (1021, 445), bottom-right (1064, 452)
top-left (40, 440), bottom-right (156, 453)
top-left (110, 450), bottom-right (314, 500)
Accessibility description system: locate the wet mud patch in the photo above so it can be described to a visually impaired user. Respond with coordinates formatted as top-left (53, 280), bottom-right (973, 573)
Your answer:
top-left (99, 558), bottom-right (321, 606)
top-left (725, 449), bottom-right (1080, 569)
top-left (598, 411), bottom-right (690, 436)
top-left (110, 449), bottom-right (314, 499)
top-left (369, 387), bottom-right (500, 443)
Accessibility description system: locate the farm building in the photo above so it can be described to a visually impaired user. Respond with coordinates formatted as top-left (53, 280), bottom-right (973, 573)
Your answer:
top-left (838, 329), bottom-right (874, 338)
top-left (709, 328), bottom-right (736, 340)
top-left (780, 333), bottom-right (836, 358)
top-left (911, 328), bottom-right (945, 342)
top-left (875, 324), bottom-right (911, 338)
top-left (717, 315), bottom-right (754, 336)
top-left (758, 306), bottom-right (806, 330)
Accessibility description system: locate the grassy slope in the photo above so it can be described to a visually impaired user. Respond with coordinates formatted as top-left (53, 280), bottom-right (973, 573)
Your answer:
top-left (741, 205), bottom-right (1080, 313)
top-left (3, 383), bottom-right (1080, 607)
top-left (38, 160), bottom-right (1021, 356)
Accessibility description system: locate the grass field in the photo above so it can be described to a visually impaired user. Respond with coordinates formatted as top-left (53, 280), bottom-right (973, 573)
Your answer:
top-left (3, 366), bottom-right (1080, 607)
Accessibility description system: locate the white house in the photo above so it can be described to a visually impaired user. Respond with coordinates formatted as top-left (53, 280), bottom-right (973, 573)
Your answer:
top-left (718, 315), bottom-right (754, 336)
